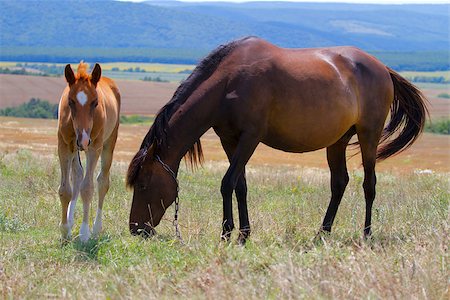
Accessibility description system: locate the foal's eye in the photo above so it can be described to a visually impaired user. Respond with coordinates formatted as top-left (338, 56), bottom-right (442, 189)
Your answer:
top-left (91, 99), bottom-right (98, 108)
top-left (68, 99), bottom-right (76, 108)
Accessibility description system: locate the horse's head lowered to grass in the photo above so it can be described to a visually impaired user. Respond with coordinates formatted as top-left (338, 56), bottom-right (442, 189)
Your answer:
top-left (64, 62), bottom-right (102, 151)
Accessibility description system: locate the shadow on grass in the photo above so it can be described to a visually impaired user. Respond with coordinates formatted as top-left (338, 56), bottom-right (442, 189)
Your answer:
top-left (69, 234), bottom-right (112, 261)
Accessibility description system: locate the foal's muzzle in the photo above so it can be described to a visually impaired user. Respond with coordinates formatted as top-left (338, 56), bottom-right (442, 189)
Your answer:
top-left (76, 130), bottom-right (91, 151)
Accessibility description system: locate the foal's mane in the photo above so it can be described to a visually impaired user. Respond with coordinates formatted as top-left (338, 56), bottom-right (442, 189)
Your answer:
top-left (126, 37), bottom-right (251, 187)
top-left (76, 62), bottom-right (90, 81)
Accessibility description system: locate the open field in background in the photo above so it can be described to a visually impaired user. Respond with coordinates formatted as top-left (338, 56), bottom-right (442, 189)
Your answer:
top-left (0, 62), bottom-right (196, 73)
top-left (401, 71), bottom-right (450, 81)
top-left (0, 117), bottom-right (449, 174)
top-left (0, 74), bottom-right (179, 115)
top-left (1, 73), bottom-right (449, 118)
top-left (0, 62), bottom-right (196, 83)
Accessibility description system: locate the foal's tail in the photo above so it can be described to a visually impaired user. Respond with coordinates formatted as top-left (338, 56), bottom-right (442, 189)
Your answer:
top-left (376, 68), bottom-right (429, 161)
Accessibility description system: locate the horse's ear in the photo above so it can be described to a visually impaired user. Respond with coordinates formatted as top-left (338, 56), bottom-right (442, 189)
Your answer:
top-left (64, 64), bottom-right (76, 86)
top-left (91, 63), bottom-right (101, 86)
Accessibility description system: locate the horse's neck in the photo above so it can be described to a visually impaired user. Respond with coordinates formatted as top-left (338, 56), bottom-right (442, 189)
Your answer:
top-left (163, 81), bottom-right (224, 167)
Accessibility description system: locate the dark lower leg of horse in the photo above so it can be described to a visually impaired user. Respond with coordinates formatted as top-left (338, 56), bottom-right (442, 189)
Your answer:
top-left (363, 173), bottom-right (376, 238)
top-left (235, 173), bottom-right (250, 245)
top-left (321, 137), bottom-right (351, 233)
top-left (219, 134), bottom-right (259, 243)
top-left (220, 178), bottom-right (234, 241)
top-left (321, 173), bottom-right (349, 232)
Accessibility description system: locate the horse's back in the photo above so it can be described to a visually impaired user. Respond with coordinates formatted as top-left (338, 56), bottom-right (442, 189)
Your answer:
top-left (218, 38), bottom-right (393, 152)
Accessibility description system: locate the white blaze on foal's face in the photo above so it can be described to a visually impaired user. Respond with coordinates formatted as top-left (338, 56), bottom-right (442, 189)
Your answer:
top-left (76, 91), bottom-right (88, 106)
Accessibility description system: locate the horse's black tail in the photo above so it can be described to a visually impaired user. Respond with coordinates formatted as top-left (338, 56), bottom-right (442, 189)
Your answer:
top-left (376, 68), bottom-right (429, 161)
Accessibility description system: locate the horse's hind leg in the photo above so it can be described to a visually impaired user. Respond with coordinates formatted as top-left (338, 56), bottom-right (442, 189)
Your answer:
top-left (93, 129), bottom-right (118, 237)
top-left (356, 127), bottom-right (383, 238)
top-left (321, 128), bottom-right (354, 233)
top-left (220, 138), bottom-right (251, 244)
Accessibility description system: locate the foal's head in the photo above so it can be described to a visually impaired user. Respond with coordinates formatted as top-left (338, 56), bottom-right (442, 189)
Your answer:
top-left (64, 62), bottom-right (102, 151)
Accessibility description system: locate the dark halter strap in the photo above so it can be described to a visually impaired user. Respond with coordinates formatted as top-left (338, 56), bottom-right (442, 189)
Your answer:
top-left (155, 155), bottom-right (183, 243)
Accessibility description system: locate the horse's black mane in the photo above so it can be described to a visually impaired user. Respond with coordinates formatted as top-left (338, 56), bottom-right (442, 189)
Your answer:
top-left (126, 37), bottom-right (253, 187)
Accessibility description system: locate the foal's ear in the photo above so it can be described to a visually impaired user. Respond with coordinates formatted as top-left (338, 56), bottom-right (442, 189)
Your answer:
top-left (91, 63), bottom-right (101, 86)
top-left (64, 64), bottom-right (76, 86)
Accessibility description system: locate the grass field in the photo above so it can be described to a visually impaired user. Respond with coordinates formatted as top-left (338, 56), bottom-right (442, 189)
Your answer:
top-left (1, 150), bottom-right (448, 298)
top-left (0, 116), bottom-right (449, 298)
top-left (0, 62), bottom-right (195, 73)
top-left (400, 71), bottom-right (450, 81)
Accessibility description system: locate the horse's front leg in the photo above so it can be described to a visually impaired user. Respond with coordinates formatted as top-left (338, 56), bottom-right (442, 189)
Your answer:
top-left (79, 142), bottom-right (101, 242)
top-left (93, 129), bottom-right (118, 238)
top-left (58, 138), bottom-right (74, 241)
top-left (220, 133), bottom-right (259, 242)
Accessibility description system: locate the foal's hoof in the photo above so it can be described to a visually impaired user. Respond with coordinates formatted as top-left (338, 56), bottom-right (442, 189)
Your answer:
top-left (79, 222), bottom-right (91, 243)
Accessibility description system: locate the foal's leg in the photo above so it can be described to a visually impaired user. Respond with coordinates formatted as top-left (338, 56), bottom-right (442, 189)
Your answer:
top-left (220, 139), bottom-right (251, 244)
top-left (321, 129), bottom-right (354, 233)
top-left (79, 142), bottom-right (101, 242)
top-left (93, 130), bottom-right (118, 237)
top-left (58, 139), bottom-right (74, 240)
top-left (220, 133), bottom-right (259, 241)
top-left (67, 152), bottom-right (83, 238)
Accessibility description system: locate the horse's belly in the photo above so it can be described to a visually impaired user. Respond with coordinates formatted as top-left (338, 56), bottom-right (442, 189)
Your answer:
top-left (262, 112), bottom-right (356, 153)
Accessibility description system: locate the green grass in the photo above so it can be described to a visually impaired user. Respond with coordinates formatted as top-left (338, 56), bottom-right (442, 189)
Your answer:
top-left (425, 119), bottom-right (450, 135)
top-left (400, 71), bottom-right (450, 81)
top-left (437, 93), bottom-right (450, 99)
top-left (119, 115), bottom-right (154, 125)
top-left (1, 151), bottom-right (448, 298)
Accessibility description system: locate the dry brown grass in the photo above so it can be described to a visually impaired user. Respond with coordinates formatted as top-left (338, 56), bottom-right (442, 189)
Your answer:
top-left (0, 117), bottom-right (449, 173)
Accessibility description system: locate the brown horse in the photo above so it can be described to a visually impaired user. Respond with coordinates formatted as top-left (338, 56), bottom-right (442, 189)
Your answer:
top-left (126, 37), bottom-right (427, 243)
top-left (58, 62), bottom-right (120, 242)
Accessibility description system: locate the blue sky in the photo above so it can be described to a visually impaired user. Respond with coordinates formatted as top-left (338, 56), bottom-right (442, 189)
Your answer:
top-left (120, 0), bottom-right (450, 3)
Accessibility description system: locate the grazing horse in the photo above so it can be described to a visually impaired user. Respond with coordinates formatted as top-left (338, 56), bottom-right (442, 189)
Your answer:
top-left (126, 37), bottom-right (427, 243)
top-left (58, 62), bottom-right (120, 242)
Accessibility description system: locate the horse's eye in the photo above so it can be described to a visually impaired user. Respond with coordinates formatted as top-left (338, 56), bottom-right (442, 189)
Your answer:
top-left (68, 98), bottom-right (76, 108)
top-left (91, 99), bottom-right (98, 108)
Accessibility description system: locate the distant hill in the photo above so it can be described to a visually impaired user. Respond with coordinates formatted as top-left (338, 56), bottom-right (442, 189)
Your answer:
top-left (1, 1), bottom-right (448, 69)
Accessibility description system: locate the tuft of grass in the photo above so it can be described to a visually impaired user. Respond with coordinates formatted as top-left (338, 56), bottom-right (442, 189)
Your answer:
top-left (437, 92), bottom-right (450, 99)
top-left (0, 152), bottom-right (448, 298)
top-left (119, 114), bottom-right (154, 125)
top-left (425, 119), bottom-right (450, 135)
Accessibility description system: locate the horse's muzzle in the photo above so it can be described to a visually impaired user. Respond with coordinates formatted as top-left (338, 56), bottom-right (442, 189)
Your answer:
top-left (130, 222), bottom-right (156, 238)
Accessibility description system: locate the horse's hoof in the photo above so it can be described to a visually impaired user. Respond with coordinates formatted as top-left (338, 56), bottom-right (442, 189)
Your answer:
top-left (237, 229), bottom-right (250, 245)
top-left (220, 232), bottom-right (232, 242)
